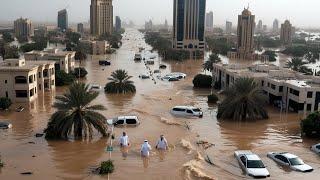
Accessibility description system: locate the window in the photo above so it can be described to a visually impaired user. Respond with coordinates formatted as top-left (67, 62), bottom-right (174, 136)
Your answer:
top-left (290, 88), bottom-right (300, 96)
top-left (5, 80), bottom-right (7, 84)
top-left (271, 84), bottom-right (276, 90)
top-left (316, 145), bottom-right (320, 150)
top-left (15, 76), bottom-right (27, 84)
top-left (307, 92), bottom-right (313, 98)
top-left (30, 89), bottom-right (34, 97)
top-left (261, 80), bottom-right (264, 86)
top-left (307, 104), bottom-right (312, 111)
top-left (43, 69), bottom-right (48, 77)
top-left (186, 110), bottom-right (193, 114)
top-left (115, 119), bottom-right (124, 125)
top-left (38, 72), bottom-right (42, 78)
top-left (267, 82), bottom-right (270, 87)
top-left (51, 80), bottom-right (55, 86)
top-left (126, 119), bottom-right (137, 125)
top-left (240, 156), bottom-right (247, 166)
top-left (275, 155), bottom-right (289, 163)
top-left (5, 91), bottom-right (8, 98)
top-left (279, 86), bottom-right (283, 92)
top-left (173, 108), bottom-right (185, 112)
top-left (16, 90), bottom-right (28, 98)
top-left (29, 75), bottom-right (33, 83)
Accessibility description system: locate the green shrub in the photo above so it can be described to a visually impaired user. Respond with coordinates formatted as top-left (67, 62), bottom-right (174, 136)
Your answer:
top-left (73, 67), bottom-right (88, 78)
top-left (207, 94), bottom-right (218, 103)
top-left (0, 97), bottom-right (12, 110)
top-left (193, 74), bottom-right (212, 88)
top-left (55, 70), bottom-right (75, 86)
top-left (99, 160), bottom-right (114, 174)
top-left (301, 111), bottom-right (320, 138)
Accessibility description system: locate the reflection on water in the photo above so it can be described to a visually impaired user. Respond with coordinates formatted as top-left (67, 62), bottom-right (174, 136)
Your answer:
top-left (1, 28), bottom-right (320, 180)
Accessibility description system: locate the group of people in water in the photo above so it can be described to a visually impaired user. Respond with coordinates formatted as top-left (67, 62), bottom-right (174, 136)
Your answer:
top-left (118, 132), bottom-right (169, 167)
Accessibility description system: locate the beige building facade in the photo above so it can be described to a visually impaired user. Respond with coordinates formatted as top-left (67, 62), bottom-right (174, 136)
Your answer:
top-left (90, 0), bottom-right (113, 36)
top-left (213, 63), bottom-right (320, 114)
top-left (14, 18), bottom-right (33, 39)
top-left (0, 59), bottom-right (55, 102)
top-left (24, 49), bottom-right (75, 73)
top-left (280, 20), bottom-right (293, 46)
top-left (237, 8), bottom-right (255, 59)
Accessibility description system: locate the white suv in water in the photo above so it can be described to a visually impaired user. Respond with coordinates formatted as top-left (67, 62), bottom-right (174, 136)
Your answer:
top-left (267, 152), bottom-right (313, 172)
top-left (170, 106), bottom-right (203, 118)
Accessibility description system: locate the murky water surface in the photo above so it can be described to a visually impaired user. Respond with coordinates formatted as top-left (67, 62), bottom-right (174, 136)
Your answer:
top-left (1, 28), bottom-right (320, 180)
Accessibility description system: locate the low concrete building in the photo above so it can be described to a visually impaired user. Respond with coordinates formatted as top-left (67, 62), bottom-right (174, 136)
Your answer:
top-left (0, 59), bottom-right (55, 102)
top-left (24, 49), bottom-right (75, 73)
top-left (213, 63), bottom-right (320, 114)
top-left (92, 41), bottom-right (110, 55)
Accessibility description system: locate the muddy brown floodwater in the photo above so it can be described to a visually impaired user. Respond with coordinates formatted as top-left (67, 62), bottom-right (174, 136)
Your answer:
top-left (1, 28), bottom-right (320, 180)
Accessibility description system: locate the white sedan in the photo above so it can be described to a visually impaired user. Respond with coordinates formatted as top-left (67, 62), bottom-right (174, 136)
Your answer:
top-left (311, 143), bottom-right (320, 154)
top-left (235, 150), bottom-right (270, 178)
top-left (267, 152), bottom-right (313, 172)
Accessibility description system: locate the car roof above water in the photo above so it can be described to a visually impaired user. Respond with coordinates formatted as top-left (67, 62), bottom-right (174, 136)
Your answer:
top-left (117, 116), bottom-right (138, 119)
top-left (280, 152), bottom-right (297, 159)
top-left (173, 106), bottom-right (198, 109)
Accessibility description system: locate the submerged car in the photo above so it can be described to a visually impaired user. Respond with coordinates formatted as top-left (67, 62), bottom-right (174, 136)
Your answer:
top-left (311, 143), bottom-right (320, 154)
top-left (106, 116), bottom-right (140, 126)
top-left (139, 74), bottom-right (150, 79)
top-left (235, 150), bottom-right (270, 178)
top-left (0, 121), bottom-right (12, 129)
top-left (15, 106), bottom-right (24, 112)
top-left (89, 84), bottom-right (102, 92)
top-left (159, 64), bottom-right (167, 69)
top-left (161, 75), bottom-right (179, 82)
top-left (99, 60), bottom-right (111, 66)
top-left (170, 106), bottom-right (203, 118)
top-left (267, 152), bottom-right (313, 172)
top-left (168, 72), bottom-right (187, 79)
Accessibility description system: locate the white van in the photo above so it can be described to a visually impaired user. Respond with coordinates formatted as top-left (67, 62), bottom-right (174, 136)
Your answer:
top-left (106, 116), bottom-right (140, 126)
top-left (170, 106), bottom-right (203, 118)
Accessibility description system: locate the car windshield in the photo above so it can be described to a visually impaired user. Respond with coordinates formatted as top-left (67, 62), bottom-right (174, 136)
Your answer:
top-left (289, 158), bottom-right (304, 166)
top-left (192, 108), bottom-right (201, 112)
top-left (247, 160), bottom-right (265, 168)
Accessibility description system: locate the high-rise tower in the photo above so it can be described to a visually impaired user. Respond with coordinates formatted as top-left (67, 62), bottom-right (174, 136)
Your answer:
top-left (237, 8), bottom-right (255, 58)
top-left (58, 9), bottom-right (68, 31)
top-left (90, 0), bottom-right (113, 36)
top-left (172, 0), bottom-right (206, 50)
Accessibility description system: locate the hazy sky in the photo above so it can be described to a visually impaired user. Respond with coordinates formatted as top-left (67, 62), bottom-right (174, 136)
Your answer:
top-left (1, 0), bottom-right (319, 27)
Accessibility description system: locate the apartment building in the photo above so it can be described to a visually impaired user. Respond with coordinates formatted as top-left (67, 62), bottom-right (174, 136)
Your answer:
top-left (0, 59), bottom-right (55, 102)
top-left (24, 49), bottom-right (75, 73)
top-left (213, 63), bottom-right (320, 114)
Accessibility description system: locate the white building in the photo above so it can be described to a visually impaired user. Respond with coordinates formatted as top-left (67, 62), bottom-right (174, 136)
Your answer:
top-left (213, 63), bottom-right (320, 114)
top-left (0, 59), bottom-right (55, 102)
top-left (24, 49), bottom-right (75, 73)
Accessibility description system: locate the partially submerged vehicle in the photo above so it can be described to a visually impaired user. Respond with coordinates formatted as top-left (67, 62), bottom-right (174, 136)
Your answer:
top-left (170, 106), bottom-right (203, 118)
top-left (0, 121), bottom-right (12, 129)
top-left (105, 116), bottom-right (140, 127)
top-left (267, 152), bottom-right (313, 172)
top-left (235, 150), bottom-right (270, 178)
top-left (99, 60), bottom-right (111, 66)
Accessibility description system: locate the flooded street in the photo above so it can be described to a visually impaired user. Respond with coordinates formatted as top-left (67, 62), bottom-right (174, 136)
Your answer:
top-left (1, 28), bottom-right (320, 180)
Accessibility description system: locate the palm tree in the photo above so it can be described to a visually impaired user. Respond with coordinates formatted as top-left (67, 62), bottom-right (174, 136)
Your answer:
top-left (217, 78), bottom-right (269, 121)
top-left (44, 82), bottom-right (108, 140)
top-left (285, 57), bottom-right (307, 71)
top-left (105, 69), bottom-right (136, 94)
top-left (203, 53), bottom-right (221, 72)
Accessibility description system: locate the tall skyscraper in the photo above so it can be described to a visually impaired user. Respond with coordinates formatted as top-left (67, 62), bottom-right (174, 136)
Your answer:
top-left (257, 20), bottom-right (263, 33)
top-left (164, 19), bottom-right (168, 30)
top-left (273, 19), bottom-right (279, 32)
top-left (206, 11), bottom-right (213, 30)
top-left (14, 17), bottom-right (33, 40)
top-left (237, 8), bottom-right (255, 58)
top-left (77, 23), bottom-right (84, 34)
top-left (226, 21), bottom-right (232, 34)
top-left (90, 0), bottom-right (113, 36)
top-left (280, 20), bottom-right (293, 45)
top-left (172, 0), bottom-right (206, 50)
top-left (145, 20), bottom-right (153, 31)
top-left (57, 9), bottom-right (68, 31)
top-left (115, 16), bottom-right (121, 32)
